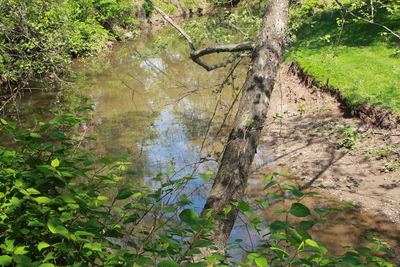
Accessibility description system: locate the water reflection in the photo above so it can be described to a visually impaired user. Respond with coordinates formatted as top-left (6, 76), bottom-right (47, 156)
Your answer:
top-left (69, 35), bottom-right (239, 180)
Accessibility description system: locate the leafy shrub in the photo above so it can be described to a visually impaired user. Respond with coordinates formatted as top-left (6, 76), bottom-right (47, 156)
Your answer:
top-left (0, 0), bottom-right (136, 92)
top-left (0, 108), bottom-right (220, 266)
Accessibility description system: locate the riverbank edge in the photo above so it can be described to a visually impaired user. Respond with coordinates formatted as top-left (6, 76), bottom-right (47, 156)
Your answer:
top-left (287, 61), bottom-right (400, 129)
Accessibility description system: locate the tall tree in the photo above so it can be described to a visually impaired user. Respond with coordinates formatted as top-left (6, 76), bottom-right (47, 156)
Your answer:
top-left (201, 0), bottom-right (290, 250)
top-left (147, 0), bottom-right (290, 251)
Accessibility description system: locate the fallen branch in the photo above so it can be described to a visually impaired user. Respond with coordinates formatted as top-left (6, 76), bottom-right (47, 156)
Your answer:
top-left (145, 0), bottom-right (255, 71)
top-left (190, 41), bottom-right (254, 58)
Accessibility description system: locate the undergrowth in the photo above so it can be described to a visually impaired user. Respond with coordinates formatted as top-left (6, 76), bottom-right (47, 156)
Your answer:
top-left (0, 0), bottom-right (140, 93)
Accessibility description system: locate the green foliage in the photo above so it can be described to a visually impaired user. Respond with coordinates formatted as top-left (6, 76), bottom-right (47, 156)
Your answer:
top-left (287, 0), bottom-right (400, 114)
top-left (368, 144), bottom-right (400, 172)
top-left (336, 125), bottom-right (362, 150)
top-left (165, 1), bottom-right (263, 48)
top-left (367, 145), bottom-right (397, 159)
top-left (0, 110), bottom-right (397, 266)
top-left (0, 108), bottom-right (219, 266)
top-left (0, 0), bottom-right (136, 91)
top-left (235, 173), bottom-right (396, 267)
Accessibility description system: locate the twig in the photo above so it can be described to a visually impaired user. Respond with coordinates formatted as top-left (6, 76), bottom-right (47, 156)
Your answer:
top-left (145, 0), bottom-right (255, 71)
top-left (334, 0), bottom-right (400, 40)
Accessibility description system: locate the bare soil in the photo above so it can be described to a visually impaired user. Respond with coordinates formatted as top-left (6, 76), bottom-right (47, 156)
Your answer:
top-left (247, 63), bottom-right (400, 258)
top-left (255, 63), bottom-right (400, 222)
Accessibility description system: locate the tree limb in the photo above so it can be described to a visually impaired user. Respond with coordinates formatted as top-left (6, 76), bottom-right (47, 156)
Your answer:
top-left (144, 0), bottom-right (195, 50)
top-left (189, 41), bottom-right (255, 58)
top-left (334, 0), bottom-right (400, 40)
top-left (145, 0), bottom-right (255, 71)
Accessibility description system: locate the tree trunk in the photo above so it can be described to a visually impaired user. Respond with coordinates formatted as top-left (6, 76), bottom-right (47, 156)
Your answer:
top-left (201, 0), bottom-right (290, 251)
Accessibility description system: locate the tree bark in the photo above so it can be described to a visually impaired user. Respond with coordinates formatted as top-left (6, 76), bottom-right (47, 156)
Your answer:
top-left (201, 0), bottom-right (290, 251)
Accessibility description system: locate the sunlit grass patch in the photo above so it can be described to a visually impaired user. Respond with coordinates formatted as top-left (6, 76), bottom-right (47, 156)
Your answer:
top-left (287, 9), bottom-right (400, 115)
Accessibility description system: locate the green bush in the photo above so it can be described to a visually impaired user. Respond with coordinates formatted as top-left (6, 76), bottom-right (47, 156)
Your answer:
top-left (0, 0), bottom-right (136, 92)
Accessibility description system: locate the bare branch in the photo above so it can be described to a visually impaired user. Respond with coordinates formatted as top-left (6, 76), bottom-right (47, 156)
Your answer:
top-left (334, 0), bottom-right (400, 40)
top-left (221, 20), bottom-right (253, 40)
top-left (145, 0), bottom-right (195, 49)
top-left (190, 41), bottom-right (255, 58)
top-left (191, 53), bottom-right (249, 71)
top-left (145, 0), bottom-right (255, 71)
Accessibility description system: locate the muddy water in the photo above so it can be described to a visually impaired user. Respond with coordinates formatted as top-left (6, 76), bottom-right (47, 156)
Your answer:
top-left (17, 35), bottom-right (243, 179)
top-left (13, 34), bottom-right (400, 261)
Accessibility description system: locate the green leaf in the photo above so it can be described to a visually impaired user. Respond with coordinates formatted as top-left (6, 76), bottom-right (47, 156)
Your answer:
top-left (266, 193), bottom-right (282, 200)
top-left (264, 174), bottom-right (273, 181)
top-left (123, 214), bottom-right (140, 224)
top-left (222, 205), bottom-right (232, 215)
top-left (256, 199), bottom-right (268, 208)
top-left (264, 180), bottom-right (277, 190)
top-left (34, 197), bottom-right (52, 204)
top-left (37, 242), bottom-right (50, 251)
top-left (47, 219), bottom-right (69, 237)
top-left (75, 231), bottom-right (95, 238)
top-left (251, 218), bottom-right (264, 224)
top-left (30, 133), bottom-right (43, 138)
top-left (51, 159), bottom-right (59, 168)
top-left (290, 203), bottom-right (310, 217)
top-left (193, 239), bottom-right (213, 248)
top-left (305, 239), bottom-right (319, 248)
top-left (0, 118), bottom-right (8, 125)
top-left (244, 210), bottom-right (254, 216)
top-left (43, 252), bottom-right (56, 262)
top-left (255, 257), bottom-right (269, 267)
top-left (247, 253), bottom-right (260, 260)
top-left (179, 209), bottom-right (199, 224)
top-left (158, 260), bottom-right (179, 267)
top-left (39, 264), bottom-right (55, 267)
top-left (83, 243), bottom-right (103, 252)
top-left (238, 200), bottom-right (250, 212)
top-left (161, 206), bottom-right (177, 213)
top-left (282, 185), bottom-right (304, 198)
top-left (299, 220), bottom-right (315, 230)
top-left (26, 188), bottom-right (41, 195)
top-left (99, 156), bottom-right (117, 164)
top-left (355, 246), bottom-right (371, 256)
top-left (270, 220), bottom-right (288, 232)
top-left (274, 209), bottom-right (288, 213)
top-left (314, 208), bottom-right (329, 216)
top-left (0, 255), bottom-right (12, 265)
top-left (272, 172), bottom-right (291, 178)
top-left (134, 256), bottom-right (154, 265)
top-left (199, 173), bottom-right (210, 181)
top-left (14, 246), bottom-right (28, 255)
top-left (36, 165), bottom-right (54, 176)
top-left (115, 188), bottom-right (133, 200)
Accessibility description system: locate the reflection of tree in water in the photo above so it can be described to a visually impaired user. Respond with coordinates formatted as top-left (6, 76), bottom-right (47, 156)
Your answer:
top-left (89, 110), bottom-right (160, 179)
top-left (176, 111), bottom-right (211, 140)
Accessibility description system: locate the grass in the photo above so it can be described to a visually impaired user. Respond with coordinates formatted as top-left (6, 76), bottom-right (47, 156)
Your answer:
top-left (286, 7), bottom-right (400, 115)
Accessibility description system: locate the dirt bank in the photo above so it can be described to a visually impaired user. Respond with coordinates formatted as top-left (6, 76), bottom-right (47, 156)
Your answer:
top-left (287, 61), bottom-right (400, 129)
top-left (253, 63), bottom-right (400, 223)
top-left (245, 62), bottom-right (400, 257)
